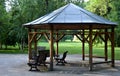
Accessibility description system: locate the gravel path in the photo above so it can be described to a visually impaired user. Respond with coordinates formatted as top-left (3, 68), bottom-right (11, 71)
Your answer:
top-left (0, 54), bottom-right (120, 76)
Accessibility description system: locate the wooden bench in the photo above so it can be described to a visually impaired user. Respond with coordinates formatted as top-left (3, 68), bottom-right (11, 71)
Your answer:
top-left (55, 51), bottom-right (68, 65)
top-left (27, 52), bottom-right (47, 71)
top-left (37, 46), bottom-right (46, 51)
top-left (38, 50), bottom-right (55, 57)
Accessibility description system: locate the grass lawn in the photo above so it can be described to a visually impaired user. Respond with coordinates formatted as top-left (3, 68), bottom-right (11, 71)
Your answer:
top-left (0, 41), bottom-right (120, 60)
top-left (38, 42), bottom-right (120, 60)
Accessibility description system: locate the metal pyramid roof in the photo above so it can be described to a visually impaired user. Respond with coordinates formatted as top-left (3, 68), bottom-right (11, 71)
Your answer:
top-left (24, 3), bottom-right (117, 26)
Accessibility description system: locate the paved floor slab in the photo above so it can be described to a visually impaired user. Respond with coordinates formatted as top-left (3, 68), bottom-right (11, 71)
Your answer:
top-left (0, 54), bottom-right (120, 76)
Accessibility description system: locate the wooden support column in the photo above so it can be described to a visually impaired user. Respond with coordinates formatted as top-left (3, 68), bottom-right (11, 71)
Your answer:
top-left (56, 31), bottom-right (59, 56)
top-left (49, 25), bottom-right (54, 71)
top-left (28, 28), bottom-right (32, 62)
top-left (34, 29), bottom-right (37, 55)
top-left (105, 29), bottom-right (108, 61)
top-left (82, 29), bottom-right (85, 61)
top-left (111, 27), bottom-right (115, 67)
top-left (89, 26), bottom-right (93, 71)
top-left (55, 33), bottom-right (65, 56)
top-left (56, 41), bottom-right (59, 56)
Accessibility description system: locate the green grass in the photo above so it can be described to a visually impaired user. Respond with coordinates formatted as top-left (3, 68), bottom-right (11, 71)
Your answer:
top-left (0, 49), bottom-right (28, 54)
top-left (0, 42), bottom-right (120, 60)
top-left (0, 46), bottom-right (28, 54)
top-left (38, 41), bottom-right (120, 60)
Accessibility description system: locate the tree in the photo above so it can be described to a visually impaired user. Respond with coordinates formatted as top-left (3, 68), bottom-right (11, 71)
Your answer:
top-left (85, 0), bottom-right (112, 18)
top-left (111, 0), bottom-right (120, 46)
top-left (1, 0), bottom-right (86, 50)
top-left (0, 0), bottom-right (11, 49)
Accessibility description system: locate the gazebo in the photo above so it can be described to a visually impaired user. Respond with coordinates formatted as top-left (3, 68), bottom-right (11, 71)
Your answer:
top-left (23, 3), bottom-right (117, 71)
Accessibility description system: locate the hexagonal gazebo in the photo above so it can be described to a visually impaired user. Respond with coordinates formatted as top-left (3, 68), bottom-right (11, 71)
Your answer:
top-left (23, 3), bottom-right (117, 71)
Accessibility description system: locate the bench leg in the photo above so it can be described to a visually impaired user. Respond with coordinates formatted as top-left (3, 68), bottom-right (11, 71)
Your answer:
top-left (29, 65), bottom-right (39, 71)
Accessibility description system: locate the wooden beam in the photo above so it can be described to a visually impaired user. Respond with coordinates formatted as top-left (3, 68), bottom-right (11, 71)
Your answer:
top-left (56, 34), bottom-right (65, 42)
top-left (85, 34), bottom-right (90, 43)
top-left (108, 33), bottom-right (112, 42)
top-left (111, 27), bottom-right (115, 67)
top-left (76, 33), bottom-right (89, 43)
top-left (82, 29), bottom-right (85, 60)
top-left (34, 29), bottom-right (37, 56)
top-left (28, 28), bottom-right (32, 62)
top-left (44, 33), bottom-right (50, 41)
top-left (37, 34), bottom-right (43, 41)
top-left (75, 34), bottom-right (83, 42)
top-left (92, 32), bottom-right (98, 42)
top-left (49, 25), bottom-right (54, 71)
top-left (55, 32), bottom-right (65, 56)
top-left (89, 26), bottom-right (93, 71)
top-left (105, 29), bottom-right (108, 61)
top-left (29, 33), bottom-right (37, 43)
top-left (99, 34), bottom-right (105, 42)
top-left (56, 31), bottom-right (59, 56)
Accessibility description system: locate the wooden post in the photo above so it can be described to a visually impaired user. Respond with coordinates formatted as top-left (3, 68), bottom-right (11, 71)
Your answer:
top-left (56, 31), bottom-right (59, 56)
top-left (56, 41), bottom-right (59, 56)
top-left (82, 29), bottom-right (85, 60)
top-left (49, 25), bottom-right (54, 71)
top-left (34, 29), bottom-right (37, 56)
top-left (105, 29), bottom-right (108, 61)
top-left (89, 26), bottom-right (93, 71)
top-left (28, 28), bottom-right (32, 62)
top-left (111, 27), bottom-right (115, 67)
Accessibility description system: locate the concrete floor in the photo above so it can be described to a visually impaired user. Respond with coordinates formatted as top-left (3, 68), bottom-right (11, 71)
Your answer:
top-left (0, 54), bottom-right (120, 76)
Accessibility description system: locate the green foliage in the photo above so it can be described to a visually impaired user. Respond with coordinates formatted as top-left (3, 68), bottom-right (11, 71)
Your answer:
top-left (1, 0), bottom-right (120, 49)
top-left (0, 0), bottom-right (11, 48)
top-left (85, 0), bottom-right (112, 17)
top-left (111, 0), bottom-right (120, 46)
top-left (2, 0), bottom-right (84, 49)
top-left (85, 0), bottom-right (120, 46)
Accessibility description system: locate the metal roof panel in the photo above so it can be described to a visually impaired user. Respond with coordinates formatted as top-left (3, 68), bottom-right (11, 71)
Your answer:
top-left (24, 3), bottom-right (117, 26)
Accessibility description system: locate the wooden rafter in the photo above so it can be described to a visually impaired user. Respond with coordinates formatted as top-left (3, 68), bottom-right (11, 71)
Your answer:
top-left (99, 34), bottom-right (105, 42)
top-left (29, 33), bottom-right (37, 43)
top-left (75, 34), bottom-right (83, 42)
top-left (44, 33), bottom-right (50, 41)
top-left (92, 32), bottom-right (98, 42)
top-left (37, 34), bottom-right (43, 41)
top-left (76, 32), bottom-right (89, 43)
top-left (85, 33), bottom-right (90, 43)
top-left (56, 34), bottom-right (65, 42)
top-left (108, 33), bottom-right (112, 42)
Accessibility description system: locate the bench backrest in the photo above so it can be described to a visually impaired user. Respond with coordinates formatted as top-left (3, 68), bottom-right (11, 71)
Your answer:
top-left (62, 51), bottom-right (68, 60)
top-left (34, 52), bottom-right (47, 65)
